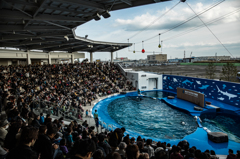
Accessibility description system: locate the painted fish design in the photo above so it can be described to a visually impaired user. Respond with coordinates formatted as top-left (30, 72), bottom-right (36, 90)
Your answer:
top-left (198, 85), bottom-right (209, 90)
top-left (182, 79), bottom-right (193, 85)
top-left (216, 85), bottom-right (237, 100)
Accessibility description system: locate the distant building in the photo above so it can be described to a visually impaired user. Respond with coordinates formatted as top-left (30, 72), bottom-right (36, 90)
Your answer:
top-left (115, 57), bottom-right (129, 61)
top-left (183, 58), bottom-right (194, 63)
top-left (168, 58), bottom-right (183, 63)
top-left (191, 56), bottom-right (231, 62)
top-left (139, 59), bottom-right (147, 64)
top-left (147, 54), bottom-right (167, 63)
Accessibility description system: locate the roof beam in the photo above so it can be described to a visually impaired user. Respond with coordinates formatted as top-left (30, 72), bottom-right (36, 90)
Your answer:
top-left (0, 25), bottom-right (66, 31)
top-left (0, 39), bottom-right (65, 47)
top-left (43, 21), bottom-right (72, 30)
top-left (54, 0), bottom-right (106, 11)
top-left (0, 32), bottom-right (71, 41)
top-left (110, 0), bottom-right (170, 11)
top-left (36, 14), bottom-right (86, 22)
top-left (42, 5), bottom-right (93, 16)
top-left (0, 10), bottom-right (87, 22)
top-left (27, 41), bottom-right (83, 50)
top-left (47, 44), bottom-right (85, 52)
top-left (33, 0), bottom-right (48, 18)
top-left (4, 0), bottom-right (38, 7)
top-left (2, 0), bottom-right (33, 18)
top-left (121, 0), bottom-right (132, 6)
top-left (24, 0), bottom-right (48, 28)
top-left (93, 46), bottom-right (113, 52)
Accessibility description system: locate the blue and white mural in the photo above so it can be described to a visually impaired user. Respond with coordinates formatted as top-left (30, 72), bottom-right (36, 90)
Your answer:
top-left (163, 75), bottom-right (240, 107)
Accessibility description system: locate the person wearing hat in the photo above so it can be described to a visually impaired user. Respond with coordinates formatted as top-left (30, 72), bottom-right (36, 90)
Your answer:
top-left (0, 119), bottom-right (8, 146)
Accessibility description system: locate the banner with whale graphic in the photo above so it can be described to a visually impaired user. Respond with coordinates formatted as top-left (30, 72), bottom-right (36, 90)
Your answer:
top-left (163, 75), bottom-right (240, 107)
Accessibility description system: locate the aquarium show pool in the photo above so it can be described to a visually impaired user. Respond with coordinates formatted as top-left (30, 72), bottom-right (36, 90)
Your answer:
top-left (92, 91), bottom-right (240, 155)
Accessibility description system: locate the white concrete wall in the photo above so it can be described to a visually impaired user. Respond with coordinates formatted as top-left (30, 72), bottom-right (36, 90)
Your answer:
top-left (0, 49), bottom-right (85, 65)
top-left (125, 72), bottom-right (139, 88)
top-left (124, 70), bottom-right (163, 91)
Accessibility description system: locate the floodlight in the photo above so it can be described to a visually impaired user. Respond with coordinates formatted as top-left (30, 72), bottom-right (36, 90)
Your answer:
top-left (102, 10), bottom-right (111, 18)
top-left (94, 13), bottom-right (101, 21)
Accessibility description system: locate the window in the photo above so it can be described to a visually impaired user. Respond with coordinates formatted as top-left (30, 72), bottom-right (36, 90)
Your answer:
top-left (141, 75), bottom-right (146, 77)
top-left (142, 86), bottom-right (147, 89)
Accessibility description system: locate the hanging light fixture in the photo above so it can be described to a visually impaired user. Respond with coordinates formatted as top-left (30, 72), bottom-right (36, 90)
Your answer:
top-left (133, 43), bottom-right (135, 53)
top-left (142, 41), bottom-right (145, 53)
top-left (161, 40), bottom-right (163, 54)
top-left (158, 34), bottom-right (161, 48)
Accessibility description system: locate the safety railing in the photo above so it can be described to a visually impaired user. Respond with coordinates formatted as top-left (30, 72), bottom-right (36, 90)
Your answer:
top-left (99, 120), bottom-right (118, 132)
top-left (31, 98), bottom-right (83, 123)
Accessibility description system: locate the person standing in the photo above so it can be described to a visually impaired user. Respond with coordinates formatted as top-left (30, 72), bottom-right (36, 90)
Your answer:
top-left (86, 110), bottom-right (89, 117)
top-left (95, 117), bottom-right (99, 133)
top-left (94, 110), bottom-right (98, 124)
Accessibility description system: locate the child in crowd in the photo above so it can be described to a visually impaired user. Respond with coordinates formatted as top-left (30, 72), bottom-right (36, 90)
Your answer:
top-left (39, 113), bottom-right (44, 124)
top-left (59, 138), bottom-right (69, 156)
top-left (86, 109), bottom-right (88, 117)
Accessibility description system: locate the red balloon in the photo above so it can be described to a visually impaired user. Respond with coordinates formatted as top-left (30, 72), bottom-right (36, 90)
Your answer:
top-left (142, 49), bottom-right (145, 53)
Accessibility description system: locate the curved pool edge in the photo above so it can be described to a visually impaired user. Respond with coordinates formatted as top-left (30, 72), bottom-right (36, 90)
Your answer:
top-left (92, 91), bottom-right (240, 155)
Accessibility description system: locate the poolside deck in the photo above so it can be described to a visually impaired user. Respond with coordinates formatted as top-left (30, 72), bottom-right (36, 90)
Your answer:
top-left (162, 96), bottom-right (240, 117)
top-left (162, 97), bottom-right (207, 116)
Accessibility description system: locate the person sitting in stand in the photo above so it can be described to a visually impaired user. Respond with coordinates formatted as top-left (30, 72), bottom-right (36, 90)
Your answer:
top-left (6, 126), bottom-right (39, 159)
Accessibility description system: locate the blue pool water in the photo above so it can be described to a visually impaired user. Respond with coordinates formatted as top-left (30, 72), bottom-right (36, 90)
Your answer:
top-left (108, 96), bottom-right (198, 139)
top-left (142, 91), bottom-right (175, 98)
top-left (201, 115), bottom-right (240, 143)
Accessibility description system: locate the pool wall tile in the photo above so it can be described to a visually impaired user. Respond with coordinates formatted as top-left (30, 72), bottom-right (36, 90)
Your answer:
top-left (162, 75), bottom-right (240, 107)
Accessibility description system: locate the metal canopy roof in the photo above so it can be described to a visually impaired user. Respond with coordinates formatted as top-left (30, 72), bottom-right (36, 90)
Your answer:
top-left (0, 0), bottom-right (169, 53)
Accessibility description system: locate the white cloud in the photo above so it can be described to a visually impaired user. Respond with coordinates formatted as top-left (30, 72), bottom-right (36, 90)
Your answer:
top-left (163, 41), bottom-right (240, 48)
top-left (76, 0), bottom-right (240, 60)
top-left (114, 0), bottom-right (240, 32)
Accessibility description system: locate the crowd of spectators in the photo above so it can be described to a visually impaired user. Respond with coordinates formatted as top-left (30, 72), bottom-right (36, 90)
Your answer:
top-left (0, 62), bottom-right (134, 119)
top-left (1, 117), bottom-right (240, 159)
top-left (0, 62), bottom-right (239, 159)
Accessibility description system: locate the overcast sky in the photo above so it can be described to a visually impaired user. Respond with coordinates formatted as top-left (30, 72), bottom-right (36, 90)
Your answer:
top-left (75, 0), bottom-right (240, 61)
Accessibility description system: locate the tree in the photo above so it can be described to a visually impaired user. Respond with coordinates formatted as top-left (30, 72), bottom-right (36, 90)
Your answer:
top-left (205, 62), bottom-right (216, 79)
top-left (221, 63), bottom-right (238, 82)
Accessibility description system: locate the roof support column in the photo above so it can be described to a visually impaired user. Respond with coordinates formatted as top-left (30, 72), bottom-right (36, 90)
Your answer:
top-left (71, 53), bottom-right (74, 64)
top-left (90, 52), bottom-right (93, 63)
top-left (48, 52), bottom-right (51, 64)
top-left (111, 52), bottom-right (113, 63)
top-left (27, 50), bottom-right (31, 65)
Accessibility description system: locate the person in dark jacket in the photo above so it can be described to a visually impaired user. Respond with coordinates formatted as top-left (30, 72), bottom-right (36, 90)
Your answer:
top-left (98, 134), bottom-right (111, 156)
top-left (109, 127), bottom-right (125, 150)
top-left (4, 123), bottom-right (21, 150)
top-left (227, 149), bottom-right (237, 159)
top-left (32, 115), bottom-right (41, 128)
top-left (34, 124), bottom-right (61, 159)
top-left (70, 138), bottom-right (96, 159)
top-left (184, 148), bottom-right (195, 159)
top-left (6, 126), bottom-right (39, 159)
